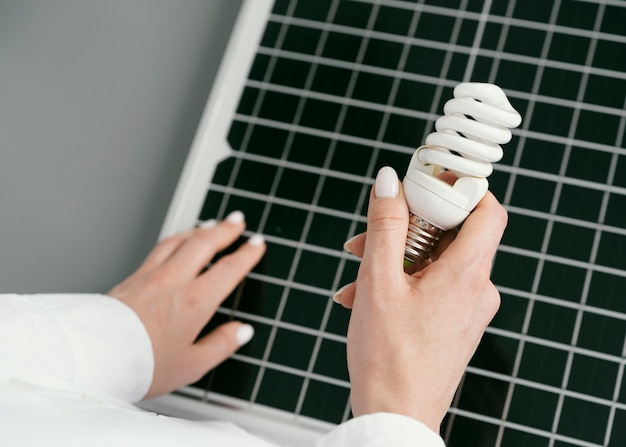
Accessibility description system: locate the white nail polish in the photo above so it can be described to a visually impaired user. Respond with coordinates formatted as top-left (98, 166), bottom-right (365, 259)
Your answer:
top-left (375, 166), bottom-right (399, 198)
top-left (200, 219), bottom-right (217, 229)
top-left (248, 234), bottom-right (265, 246)
top-left (332, 283), bottom-right (351, 304)
top-left (236, 324), bottom-right (254, 346)
top-left (226, 210), bottom-right (245, 224)
top-left (343, 235), bottom-right (357, 253)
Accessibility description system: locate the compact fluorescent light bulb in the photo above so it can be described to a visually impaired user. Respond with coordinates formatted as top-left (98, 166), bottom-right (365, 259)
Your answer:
top-left (403, 82), bottom-right (522, 267)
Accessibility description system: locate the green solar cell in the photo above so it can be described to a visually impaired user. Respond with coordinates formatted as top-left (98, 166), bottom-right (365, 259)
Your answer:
top-left (264, 204), bottom-right (309, 241)
top-left (446, 414), bottom-right (499, 446)
top-left (509, 175), bottom-right (556, 212)
top-left (268, 328), bottom-right (317, 370)
top-left (281, 288), bottom-right (328, 330)
top-left (547, 222), bottom-right (595, 262)
top-left (362, 38), bottom-right (404, 70)
top-left (502, 212), bottom-right (548, 251)
top-left (469, 332), bottom-right (519, 376)
top-left (208, 358), bottom-right (260, 401)
top-left (529, 102), bottom-right (575, 138)
top-left (594, 40), bottom-right (626, 73)
top-left (456, 373), bottom-right (510, 418)
top-left (292, 0), bottom-right (332, 22)
top-left (300, 97), bottom-right (343, 131)
top-left (300, 379), bottom-right (349, 424)
top-left (383, 113), bottom-right (426, 148)
top-left (489, 292), bottom-right (528, 333)
top-left (577, 312), bottom-right (626, 357)
top-left (576, 109), bottom-right (621, 146)
top-left (538, 67), bottom-right (583, 101)
top-left (587, 270), bottom-right (626, 313)
top-left (596, 231), bottom-right (626, 270)
top-left (404, 45), bottom-right (447, 77)
top-left (287, 132), bottom-right (332, 168)
top-left (567, 353), bottom-right (619, 400)
top-left (414, 12), bottom-right (457, 43)
top-left (556, 184), bottom-right (603, 222)
top-left (275, 167), bottom-right (319, 203)
top-left (341, 106), bottom-right (384, 140)
top-left (518, 341), bottom-right (568, 387)
top-left (293, 250), bottom-right (340, 289)
top-left (601, 5), bottom-right (626, 35)
top-left (322, 31), bottom-right (363, 62)
top-left (512, 0), bottom-right (554, 23)
top-left (527, 300), bottom-right (578, 345)
top-left (318, 177), bottom-right (367, 213)
top-left (566, 145), bottom-right (612, 183)
top-left (252, 241), bottom-right (295, 281)
top-left (557, 397), bottom-right (610, 445)
top-left (518, 138), bottom-right (565, 174)
top-left (537, 260), bottom-right (586, 302)
top-left (373, 5), bottom-right (413, 36)
top-left (247, 124), bottom-right (289, 159)
top-left (491, 251), bottom-right (538, 291)
top-left (232, 159), bottom-right (278, 195)
top-left (611, 409), bottom-right (626, 446)
top-left (585, 73), bottom-right (626, 109)
top-left (306, 213), bottom-right (353, 250)
top-left (457, 18), bottom-right (479, 47)
top-left (504, 26), bottom-right (546, 58)
top-left (311, 64), bottom-right (352, 97)
top-left (255, 368), bottom-right (304, 412)
top-left (313, 338), bottom-right (349, 382)
top-left (237, 279), bottom-right (282, 320)
top-left (270, 57), bottom-right (312, 89)
top-left (330, 140), bottom-right (375, 176)
top-left (548, 33), bottom-right (591, 65)
top-left (282, 24), bottom-right (322, 55)
top-left (352, 71), bottom-right (394, 105)
top-left (501, 429), bottom-right (550, 447)
top-left (556, 0), bottom-right (599, 30)
top-left (508, 385), bottom-right (559, 431)
top-left (605, 193), bottom-right (626, 228)
top-left (333, 0), bottom-right (372, 28)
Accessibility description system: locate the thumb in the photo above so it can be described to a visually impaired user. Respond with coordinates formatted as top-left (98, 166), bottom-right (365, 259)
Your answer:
top-left (361, 166), bottom-right (409, 279)
top-left (192, 321), bottom-right (254, 373)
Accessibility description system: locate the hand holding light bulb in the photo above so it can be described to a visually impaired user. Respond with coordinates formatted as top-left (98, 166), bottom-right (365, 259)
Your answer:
top-left (403, 82), bottom-right (521, 269)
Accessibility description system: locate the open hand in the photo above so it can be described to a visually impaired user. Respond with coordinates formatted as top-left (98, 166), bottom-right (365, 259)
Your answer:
top-left (108, 211), bottom-right (265, 399)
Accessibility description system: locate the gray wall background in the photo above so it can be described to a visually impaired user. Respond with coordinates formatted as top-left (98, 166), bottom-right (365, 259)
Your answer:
top-left (0, 0), bottom-right (243, 293)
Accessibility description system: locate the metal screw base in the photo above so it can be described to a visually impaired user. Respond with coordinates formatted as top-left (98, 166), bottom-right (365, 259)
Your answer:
top-left (404, 213), bottom-right (444, 265)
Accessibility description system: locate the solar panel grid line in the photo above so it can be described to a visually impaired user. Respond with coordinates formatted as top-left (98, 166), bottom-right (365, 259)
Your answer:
top-left (159, 0), bottom-right (626, 443)
top-left (290, 0), bottom-right (389, 422)
top-left (266, 8), bottom-right (626, 71)
top-left (549, 3), bottom-right (611, 440)
top-left (216, 307), bottom-right (349, 344)
top-left (227, 353), bottom-right (350, 389)
top-left (242, 0), bottom-right (356, 412)
top-left (448, 407), bottom-right (604, 447)
top-left (246, 70), bottom-right (626, 135)
top-left (494, 0), bottom-right (554, 439)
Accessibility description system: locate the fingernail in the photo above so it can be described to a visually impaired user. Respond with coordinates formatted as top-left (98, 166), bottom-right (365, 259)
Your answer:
top-left (248, 233), bottom-right (265, 247)
top-left (200, 219), bottom-right (217, 229)
top-left (332, 283), bottom-right (351, 304)
top-left (375, 166), bottom-right (399, 198)
top-left (236, 324), bottom-right (254, 346)
top-left (226, 210), bottom-right (245, 224)
top-left (343, 235), bottom-right (357, 253)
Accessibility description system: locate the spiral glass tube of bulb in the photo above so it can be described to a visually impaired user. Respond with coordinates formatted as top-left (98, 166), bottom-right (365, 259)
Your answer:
top-left (402, 82), bottom-right (522, 269)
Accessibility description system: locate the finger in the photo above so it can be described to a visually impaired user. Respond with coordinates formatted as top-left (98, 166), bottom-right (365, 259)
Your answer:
top-left (429, 228), bottom-right (458, 262)
top-left (190, 321), bottom-right (254, 377)
top-left (192, 234), bottom-right (266, 312)
top-left (165, 211), bottom-right (247, 279)
top-left (332, 282), bottom-right (356, 309)
top-left (360, 167), bottom-right (409, 281)
top-left (343, 233), bottom-right (366, 258)
top-left (132, 230), bottom-right (194, 276)
top-left (439, 191), bottom-right (507, 269)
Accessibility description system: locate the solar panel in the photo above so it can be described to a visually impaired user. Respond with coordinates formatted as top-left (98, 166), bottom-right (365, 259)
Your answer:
top-left (153, 0), bottom-right (626, 445)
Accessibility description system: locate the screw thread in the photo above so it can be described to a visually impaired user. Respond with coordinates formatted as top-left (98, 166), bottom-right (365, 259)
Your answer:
top-left (404, 213), bottom-right (444, 265)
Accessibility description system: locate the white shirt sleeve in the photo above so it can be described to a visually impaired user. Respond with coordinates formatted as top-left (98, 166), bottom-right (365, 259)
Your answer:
top-left (0, 293), bottom-right (153, 402)
top-left (318, 413), bottom-right (445, 447)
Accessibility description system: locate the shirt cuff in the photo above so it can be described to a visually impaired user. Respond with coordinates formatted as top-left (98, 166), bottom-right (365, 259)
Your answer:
top-left (0, 293), bottom-right (154, 402)
top-left (317, 413), bottom-right (445, 447)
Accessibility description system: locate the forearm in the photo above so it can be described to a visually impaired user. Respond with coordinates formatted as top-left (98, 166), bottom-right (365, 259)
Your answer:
top-left (0, 293), bottom-right (153, 402)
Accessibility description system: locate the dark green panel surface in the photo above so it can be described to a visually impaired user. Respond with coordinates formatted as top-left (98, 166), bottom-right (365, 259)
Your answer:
top-left (182, 1), bottom-right (626, 445)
